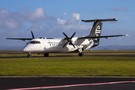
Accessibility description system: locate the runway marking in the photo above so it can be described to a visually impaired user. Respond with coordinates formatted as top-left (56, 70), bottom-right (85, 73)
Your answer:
top-left (7, 81), bottom-right (135, 90)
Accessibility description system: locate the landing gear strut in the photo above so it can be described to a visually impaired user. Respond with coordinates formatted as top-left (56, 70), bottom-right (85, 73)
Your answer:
top-left (44, 53), bottom-right (49, 57)
top-left (77, 47), bottom-right (84, 56)
top-left (27, 53), bottom-right (31, 57)
top-left (78, 52), bottom-right (84, 56)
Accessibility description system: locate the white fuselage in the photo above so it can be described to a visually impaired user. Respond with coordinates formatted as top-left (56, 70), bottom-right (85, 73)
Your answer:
top-left (23, 37), bottom-right (93, 53)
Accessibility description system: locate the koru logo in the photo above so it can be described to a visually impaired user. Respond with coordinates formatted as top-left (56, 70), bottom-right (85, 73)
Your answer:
top-left (97, 26), bottom-right (100, 30)
top-left (95, 25), bottom-right (101, 40)
top-left (95, 25), bottom-right (101, 34)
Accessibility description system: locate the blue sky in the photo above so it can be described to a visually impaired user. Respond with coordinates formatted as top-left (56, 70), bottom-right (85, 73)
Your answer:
top-left (0, 0), bottom-right (135, 47)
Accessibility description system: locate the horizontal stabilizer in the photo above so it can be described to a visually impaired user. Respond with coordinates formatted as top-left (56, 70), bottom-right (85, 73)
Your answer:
top-left (78, 34), bottom-right (127, 39)
top-left (82, 18), bottom-right (117, 22)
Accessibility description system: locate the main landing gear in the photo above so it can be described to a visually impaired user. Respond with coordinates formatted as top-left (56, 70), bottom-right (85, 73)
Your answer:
top-left (27, 53), bottom-right (49, 57)
top-left (78, 52), bottom-right (84, 56)
top-left (78, 47), bottom-right (84, 56)
top-left (27, 53), bottom-right (31, 57)
top-left (27, 52), bottom-right (82, 57)
top-left (44, 53), bottom-right (49, 57)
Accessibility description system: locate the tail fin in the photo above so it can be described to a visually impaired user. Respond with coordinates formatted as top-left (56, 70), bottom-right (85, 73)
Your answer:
top-left (89, 21), bottom-right (102, 42)
top-left (82, 18), bottom-right (117, 46)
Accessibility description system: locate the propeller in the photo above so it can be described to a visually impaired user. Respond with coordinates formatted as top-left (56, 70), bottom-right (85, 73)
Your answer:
top-left (63, 32), bottom-right (76, 48)
top-left (31, 31), bottom-right (35, 39)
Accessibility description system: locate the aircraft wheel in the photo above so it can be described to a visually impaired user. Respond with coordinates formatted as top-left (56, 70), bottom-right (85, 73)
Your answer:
top-left (78, 53), bottom-right (84, 56)
top-left (27, 54), bottom-right (31, 57)
top-left (44, 53), bottom-right (49, 57)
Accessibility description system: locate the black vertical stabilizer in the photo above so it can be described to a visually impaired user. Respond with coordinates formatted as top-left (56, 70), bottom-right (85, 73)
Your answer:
top-left (89, 21), bottom-right (102, 43)
top-left (82, 18), bottom-right (117, 47)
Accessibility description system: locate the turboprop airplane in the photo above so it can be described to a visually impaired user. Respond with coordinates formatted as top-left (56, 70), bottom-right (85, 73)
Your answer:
top-left (6, 18), bottom-right (127, 57)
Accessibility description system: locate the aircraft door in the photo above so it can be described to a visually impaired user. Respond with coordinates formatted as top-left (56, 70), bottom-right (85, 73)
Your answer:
top-left (43, 39), bottom-right (48, 51)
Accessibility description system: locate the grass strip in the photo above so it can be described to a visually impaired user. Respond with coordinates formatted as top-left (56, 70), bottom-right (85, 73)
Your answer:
top-left (0, 57), bottom-right (135, 76)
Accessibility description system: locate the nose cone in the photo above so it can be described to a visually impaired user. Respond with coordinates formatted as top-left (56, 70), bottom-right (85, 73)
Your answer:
top-left (23, 46), bottom-right (31, 52)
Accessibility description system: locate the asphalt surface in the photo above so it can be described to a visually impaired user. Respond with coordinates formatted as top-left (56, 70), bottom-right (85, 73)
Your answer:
top-left (0, 77), bottom-right (135, 90)
top-left (0, 54), bottom-right (135, 58)
top-left (0, 51), bottom-right (135, 58)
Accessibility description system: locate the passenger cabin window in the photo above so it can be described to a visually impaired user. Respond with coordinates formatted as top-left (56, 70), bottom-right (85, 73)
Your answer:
top-left (30, 41), bottom-right (41, 44)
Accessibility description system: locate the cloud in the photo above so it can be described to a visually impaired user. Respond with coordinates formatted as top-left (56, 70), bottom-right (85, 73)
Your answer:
top-left (56, 13), bottom-right (90, 31)
top-left (72, 13), bottom-right (80, 20)
top-left (5, 20), bottom-right (18, 29)
top-left (26, 24), bottom-right (45, 32)
top-left (0, 8), bottom-right (8, 14)
top-left (0, 7), bottom-right (57, 31)
top-left (0, 8), bottom-right (92, 45)
top-left (52, 13), bottom-right (91, 37)
top-left (57, 18), bottom-right (66, 25)
top-left (0, 7), bottom-right (133, 46)
top-left (64, 12), bottom-right (67, 15)
top-left (27, 7), bottom-right (46, 22)
top-left (108, 6), bottom-right (127, 11)
top-left (0, 8), bottom-right (22, 30)
top-left (0, 7), bottom-right (88, 34)
top-left (65, 17), bottom-right (79, 25)
top-left (57, 13), bottom-right (81, 25)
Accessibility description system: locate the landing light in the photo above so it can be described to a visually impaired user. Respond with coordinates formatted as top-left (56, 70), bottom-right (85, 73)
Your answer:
top-left (125, 34), bottom-right (129, 36)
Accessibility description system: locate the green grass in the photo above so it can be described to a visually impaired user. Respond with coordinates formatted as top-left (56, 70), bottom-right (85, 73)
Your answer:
top-left (0, 56), bottom-right (135, 76)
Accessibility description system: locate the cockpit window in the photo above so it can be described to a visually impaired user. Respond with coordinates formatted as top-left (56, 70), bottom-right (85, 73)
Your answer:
top-left (30, 41), bottom-right (41, 44)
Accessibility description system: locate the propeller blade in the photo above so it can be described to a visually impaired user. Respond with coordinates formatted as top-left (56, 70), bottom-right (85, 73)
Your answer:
top-left (31, 31), bottom-right (35, 39)
top-left (71, 43), bottom-right (76, 48)
top-left (63, 32), bottom-right (76, 48)
top-left (70, 32), bottom-right (76, 39)
top-left (63, 42), bottom-right (68, 48)
top-left (63, 32), bottom-right (69, 39)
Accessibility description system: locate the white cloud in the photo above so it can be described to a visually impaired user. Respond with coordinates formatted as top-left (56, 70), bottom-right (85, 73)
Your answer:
top-left (65, 17), bottom-right (79, 25)
top-left (27, 24), bottom-right (45, 32)
top-left (28, 7), bottom-right (46, 22)
top-left (57, 18), bottom-right (66, 25)
top-left (0, 7), bottom-right (56, 31)
top-left (0, 9), bottom-right (8, 14)
top-left (64, 12), bottom-right (67, 15)
top-left (0, 7), bottom-right (86, 33)
top-left (54, 13), bottom-right (91, 33)
top-left (0, 8), bottom-right (21, 30)
top-left (72, 13), bottom-right (80, 20)
top-left (5, 19), bottom-right (18, 29)
top-left (0, 8), bottom-right (91, 42)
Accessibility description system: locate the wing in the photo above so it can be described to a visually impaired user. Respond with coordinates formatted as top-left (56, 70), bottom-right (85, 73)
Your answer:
top-left (6, 38), bottom-right (33, 41)
top-left (6, 31), bottom-right (35, 41)
top-left (78, 34), bottom-right (127, 39)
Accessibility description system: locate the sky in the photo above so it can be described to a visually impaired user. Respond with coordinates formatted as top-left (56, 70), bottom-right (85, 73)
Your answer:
top-left (0, 0), bottom-right (135, 47)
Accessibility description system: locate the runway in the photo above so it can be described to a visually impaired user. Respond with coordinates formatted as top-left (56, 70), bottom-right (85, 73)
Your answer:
top-left (0, 55), bottom-right (135, 59)
top-left (0, 53), bottom-right (135, 58)
top-left (0, 50), bottom-right (135, 58)
top-left (1, 77), bottom-right (135, 90)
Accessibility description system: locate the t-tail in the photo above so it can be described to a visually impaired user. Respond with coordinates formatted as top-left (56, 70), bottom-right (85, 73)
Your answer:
top-left (82, 18), bottom-right (117, 47)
